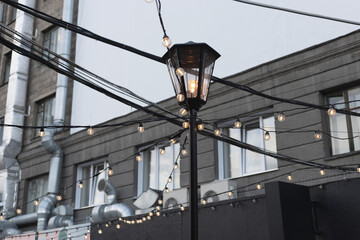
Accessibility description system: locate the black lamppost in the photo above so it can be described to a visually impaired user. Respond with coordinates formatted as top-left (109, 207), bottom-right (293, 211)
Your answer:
top-left (162, 42), bottom-right (220, 240)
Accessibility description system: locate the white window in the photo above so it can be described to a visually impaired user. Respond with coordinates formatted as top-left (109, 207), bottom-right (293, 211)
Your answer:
top-left (75, 159), bottom-right (108, 209)
top-left (0, 117), bottom-right (4, 146)
top-left (36, 96), bottom-right (55, 136)
top-left (137, 143), bottom-right (180, 195)
top-left (26, 175), bottom-right (48, 214)
top-left (218, 116), bottom-right (277, 179)
top-left (328, 86), bottom-right (360, 155)
top-left (43, 27), bottom-right (58, 59)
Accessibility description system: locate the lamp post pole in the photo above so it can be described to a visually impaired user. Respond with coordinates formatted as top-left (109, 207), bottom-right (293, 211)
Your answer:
top-left (189, 108), bottom-right (198, 240)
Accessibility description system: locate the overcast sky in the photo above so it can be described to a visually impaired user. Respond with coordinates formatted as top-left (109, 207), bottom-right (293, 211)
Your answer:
top-left (70, 0), bottom-right (360, 132)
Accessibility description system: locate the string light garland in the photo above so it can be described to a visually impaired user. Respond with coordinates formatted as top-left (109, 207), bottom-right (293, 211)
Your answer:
top-left (277, 112), bottom-right (285, 122)
top-left (87, 127), bottom-right (94, 135)
top-left (138, 123), bottom-right (144, 133)
top-left (327, 105), bottom-right (336, 116)
top-left (264, 131), bottom-right (271, 141)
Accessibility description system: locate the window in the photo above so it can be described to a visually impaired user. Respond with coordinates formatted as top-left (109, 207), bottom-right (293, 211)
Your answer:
top-left (43, 27), bottom-right (58, 59)
top-left (9, 0), bottom-right (17, 23)
top-left (218, 116), bottom-right (277, 179)
top-left (75, 159), bottom-right (108, 208)
top-left (2, 52), bottom-right (11, 85)
top-left (328, 86), bottom-right (360, 155)
top-left (26, 175), bottom-right (48, 214)
top-left (0, 117), bottom-right (3, 146)
top-left (137, 143), bottom-right (180, 195)
top-left (36, 96), bottom-right (55, 136)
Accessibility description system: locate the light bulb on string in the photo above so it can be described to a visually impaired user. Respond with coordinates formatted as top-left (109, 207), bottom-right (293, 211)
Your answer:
top-left (156, 206), bottom-right (161, 211)
top-left (136, 153), bottom-right (142, 162)
top-left (170, 138), bottom-right (176, 144)
top-left (87, 127), bottom-right (94, 135)
top-left (264, 131), bottom-right (271, 141)
top-left (320, 169), bottom-right (325, 176)
top-left (156, 211), bottom-right (161, 216)
top-left (234, 119), bottom-right (242, 128)
top-left (142, 217), bottom-right (146, 221)
top-left (116, 224), bottom-right (121, 229)
top-left (98, 229), bottom-right (102, 234)
top-left (168, 176), bottom-right (172, 183)
top-left (201, 199), bottom-right (207, 205)
top-left (34, 199), bottom-right (39, 206)
top-left (56, 194), bottom-right (62, 201)
top-left (357, 165), bottom-right (360, 173)
top-left (0, 213), bottom-right (4, 221)
top-left (16, 207), bottom-right (22, 215)
top-left (149, 212), bottom-right (154, 217)
top-left (84, 233), bottom-right (88, 239)
top-left (158, 199), bottom-right (163, 205)
top-left (138, 123), bottom-right (144, 133)
top-left (162, 35), bottom-right (172, 48)
top-left (197, 122), bottom-right (204, 131)
top-left (180, 108), bottom-right (188, 116)
top-left (164, 187), bottom-right (170, 193)
top-left (176, 68), bottom-right (184, 77)
top-left (78, 180), bottom-right (84, 189)
top-left (182, 121), bottom-right (189, 129)
top-left (180, 205), bottom-right (185, 211)
top-left (181, 147), bottom-right (188, 156)
top-left (256, 183), bottom-right (262, 190)
top-left (277, 112), bottom-right (285, 122)
top-left (174, 162), bottom-right (179, 170)
top-left (177, 93), bottom-right (185, 102)
top-left (39, 128), bottom-right (45, 137)
top-left (327, 105), bottom-right (336, 116)
top-left (314, 130), bottom-right (322, 140)
top-left (147, 215), bottom-right (151, 220)
top-left (159, 147), bottom-right (166, 155)
top-left (214, 129), bottom-right (221, 136)
top-left (108, 167), bottom-right (114, 176)
top-left (228, 191), bottom-right (233, 197)
top-left (287, 174), bottom-right (292, 181)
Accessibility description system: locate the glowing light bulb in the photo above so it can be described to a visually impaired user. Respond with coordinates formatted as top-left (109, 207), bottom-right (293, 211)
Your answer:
top-left (182, 121), bottom-right (189, 129)
top-left (147, 216), bottom-right (151, 220)
top-left (16, 208), bottom-right (22, 214)
top-left (136, 154), bottom-right (142, 162)
top-left (180, 108), bottom-right (188, 116)
top-left (158, 199), bottom-right (163, 205)
top-left (214, 129), bottom-right (221, 136)
top-left (34, 199), bottom-right (39, 206)
top-left (78, 181), bottom-right (84, 189)
top-left (0, 213), bottom-right (4, 221)
top-left (176, 68), bottom-right (184, 77)
top-left (181, 147), bottom-right (188, 156)
top-left (131, 220), bottom-right (135, 224)
top-left (108, 167), bottom-right (114, 176)
top-left (314, 131), bottom-right (322, 140)
top-left (320, 169), bottom-right (325, 176)
top-left (201, 199), bottom-right (207, 205)
top-left (168, 176), bottom-right (172, 183)
top-left (84, 233), bottom-right (88, 239)
top-left (149, 212), bottom-right (154, 217)
top-left (156, 211), bottom-right (161, 216)
top-left (56, 194), bottom-right (62, 201)
top-left (98, 229), bottom-right (102, 234)
top-left (256, 183), bottom-right (262, 190)
top-left (264, 131), bottom-right (270, 141)
top-left (162, 35), bottom-right (172, 48)
top-left (164, 187), bottom-right (170, 193)
top-left (170, 138), bottom-right (176, 144)
top-left (328, 106), bottom-right (336, 116)
top-left (188, 80), bottom-right (197, 94)
top-left (197, 123), bottom-right (204, 131)
top-left (87, 127), bottom-right (94, 135)
top-left (287, 174), bottom-right (292, 181)
top-left (138, 123), bottom-right (144, 133)
top-left (180, 205), bottom-right (185, 211)
top-left (39, 128), bottom-right (45, 137)
top-left (156, 206), bottom-right (161, 211)
top-left (277, 112), bottom-right (285, 122)
top-left (357, 165), bottom-right (360, 173)
top-left (115, 223), bottom-right (120, 229)
top-left (142, 217), bottom-right (146, 221)
top-left (228, 191), bottom-right (233, 197)
top-left (159, 147), bottom-right (166, 155)
top-left (174, 162), bottom-right (179, 170)
top-left (145, 0), bottom-right (154, 3)
top-left (177, 93), bottom-right (185, 102)
top-left (234, 119), bottom-right (242, 128)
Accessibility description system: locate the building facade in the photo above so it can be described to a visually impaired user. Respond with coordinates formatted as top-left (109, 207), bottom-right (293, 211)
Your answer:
top-left (0, 0), bottom-right (359, 239)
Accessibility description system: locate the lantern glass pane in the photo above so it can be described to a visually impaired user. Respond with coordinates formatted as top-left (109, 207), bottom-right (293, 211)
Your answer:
top-left (184, 68), bottom-right (199, 99)
top-left (200, 50), bottom-right (217, 101)
top-left (166, 53), bottom-right (182, 96)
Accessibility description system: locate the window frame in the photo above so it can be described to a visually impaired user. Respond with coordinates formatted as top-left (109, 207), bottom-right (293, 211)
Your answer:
top-left (42, 26), bottom-right (59, 60)
top-left (75, 158), bottom-right (108, 209)
top-left (217, 113), bottom-right (278, 180)
top-left (26, 174), bottom-right (49, 214)
top-left (137, 143), bottom-right (181, 196)
top-left (35, 95), bottom-right (55, 136)
top-left (0, 117), bottom-right (4, 146)
top-left (327, 87), bottom-right (360, 155)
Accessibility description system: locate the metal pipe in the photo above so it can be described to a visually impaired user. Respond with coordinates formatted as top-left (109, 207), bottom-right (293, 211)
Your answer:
top-left (98, 179), bottom-right (117, 204)
top-left (8, 213), bottom-right (37, 226)
top-left (0, 0), bottom-right (35, 219)
top-left (37, 195), bottom-right (57, 231)
top-left (91, 203), bottom-right (134, 222)
top-left (189, 109), bottom-right (198, 240)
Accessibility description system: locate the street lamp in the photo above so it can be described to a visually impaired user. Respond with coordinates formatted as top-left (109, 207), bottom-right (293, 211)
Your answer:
top-left (162, 42), bottom-right (220, 240)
